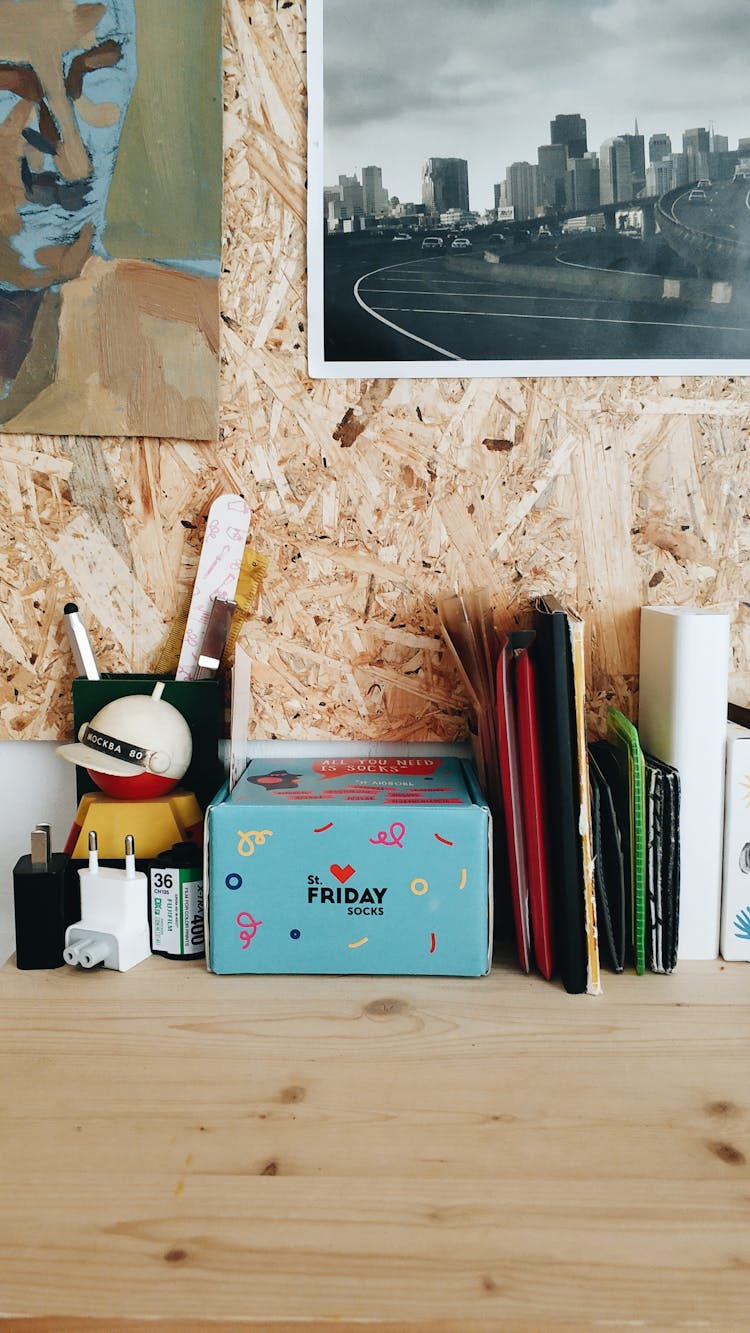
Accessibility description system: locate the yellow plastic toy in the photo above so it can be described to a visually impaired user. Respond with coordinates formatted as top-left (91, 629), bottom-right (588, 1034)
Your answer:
top-left (65, 790), bottom-right (203, 861)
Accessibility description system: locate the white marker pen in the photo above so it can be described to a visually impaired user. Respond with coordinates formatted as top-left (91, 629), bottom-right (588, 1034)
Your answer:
top-left (63, 602), bottom-right (100, 680)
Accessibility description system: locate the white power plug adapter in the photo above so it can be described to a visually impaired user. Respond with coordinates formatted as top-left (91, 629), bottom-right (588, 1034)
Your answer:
top-left (64, 832), bottom-right (151, 972)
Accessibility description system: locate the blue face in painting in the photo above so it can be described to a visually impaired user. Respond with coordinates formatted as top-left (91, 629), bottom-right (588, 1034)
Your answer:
top-left (0, 0), bottom-right (137, 292)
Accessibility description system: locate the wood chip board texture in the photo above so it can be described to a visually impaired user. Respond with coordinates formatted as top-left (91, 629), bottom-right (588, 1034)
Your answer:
top-left (1, 0), bottom-right (749, 742)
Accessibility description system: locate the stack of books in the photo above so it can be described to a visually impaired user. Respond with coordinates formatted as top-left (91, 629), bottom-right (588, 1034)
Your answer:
top-left (439, 595), bottom-right (731, 992)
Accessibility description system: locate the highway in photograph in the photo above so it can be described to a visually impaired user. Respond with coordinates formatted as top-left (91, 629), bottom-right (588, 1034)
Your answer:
top-left (668, 176), bottom-right (750, 243)
top-left (323, 180), bottom-right (750, 365)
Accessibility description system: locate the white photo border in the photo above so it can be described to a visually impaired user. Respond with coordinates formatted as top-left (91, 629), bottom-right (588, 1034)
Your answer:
top-left (306, 0), bottom-right (750, 381)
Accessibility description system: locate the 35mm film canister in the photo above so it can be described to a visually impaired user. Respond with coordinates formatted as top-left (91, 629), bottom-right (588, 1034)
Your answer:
top-left (148, 842), bottom-right (204, 959)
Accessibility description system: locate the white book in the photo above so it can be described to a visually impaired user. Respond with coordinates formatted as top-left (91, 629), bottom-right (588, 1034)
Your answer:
top-left (720, 722), bottom-right (750, 962)
top-left (638, 607), bottom-right (730, 960)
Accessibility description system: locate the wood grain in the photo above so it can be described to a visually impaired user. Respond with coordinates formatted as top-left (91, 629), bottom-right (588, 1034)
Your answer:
top-left (1, 955), bottom-right (749, 1327)
top-left (1, 0), bottom-right (749, 744)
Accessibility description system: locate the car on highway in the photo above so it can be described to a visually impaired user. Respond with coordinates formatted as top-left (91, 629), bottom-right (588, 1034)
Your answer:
top-left (696, 179), bottom-right (711, 189)
top-left (421, 236), bottom-right (443, 250)
top-left (450, 237), bottom-right (471, 249)
top-left (688, 188), bottom-right (708, 204)
top-left (392, 233), bottom-right (412, 243)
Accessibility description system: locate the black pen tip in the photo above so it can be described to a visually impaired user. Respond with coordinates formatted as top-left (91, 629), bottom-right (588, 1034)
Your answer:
top-left (63, 602), bottom-right (78, 614)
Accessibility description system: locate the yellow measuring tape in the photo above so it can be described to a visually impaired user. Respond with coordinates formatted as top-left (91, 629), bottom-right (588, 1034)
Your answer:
top-left (153, 547), bottom-right (269, 675)
top-left (224, 548), bottom-right (269, 661)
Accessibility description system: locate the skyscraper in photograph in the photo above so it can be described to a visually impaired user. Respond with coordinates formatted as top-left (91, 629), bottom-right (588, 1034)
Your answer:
top-left (621, 128), bottom-right (646, 195)
top-left (707, 129), bottom-right (735, 182)
top-left (649, 132), bottom-right (672, 163)
top-left (646, 160), bottom-right (673, 195)
top-left (361, 165), bottom-right (388, 215)
top-left (506, 161), bottom-right (540, 220)
top-left (538, 143), bottom-right (568, 209)
top-left (550, 113), bottom-right (587, 160)
top-left (599, 137), bottom-right (632, 203)
top-left (566, 154), bottom-right (600, 210)
top-left (338, 173), bottom-right (364, 217)
top-left (324, 185), bottom-right (345, 228)
top-left (669, 152), bottom-right (690, 187)
top-left (421, 158), bottom-right (470, 214)
top-left (683, 127), bottom-right (710, 180)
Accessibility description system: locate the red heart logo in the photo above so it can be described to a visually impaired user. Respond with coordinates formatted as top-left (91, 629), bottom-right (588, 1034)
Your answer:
top-left (330, 863), bottom-right (355, 884)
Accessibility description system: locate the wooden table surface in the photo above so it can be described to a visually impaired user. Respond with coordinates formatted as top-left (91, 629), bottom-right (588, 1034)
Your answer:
top-left (1, 954), bottom-right (749, 1330)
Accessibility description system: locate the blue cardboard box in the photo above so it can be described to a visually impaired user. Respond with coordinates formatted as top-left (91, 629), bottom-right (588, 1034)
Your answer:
top-left (205, 756), bottom-right (492, 975)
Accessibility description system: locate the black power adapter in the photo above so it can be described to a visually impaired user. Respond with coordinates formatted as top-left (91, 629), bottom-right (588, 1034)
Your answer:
top-left (13, 826), bottom-right (80, 969)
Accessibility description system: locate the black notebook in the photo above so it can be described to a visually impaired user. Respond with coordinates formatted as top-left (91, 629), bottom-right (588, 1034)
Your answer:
top-left (588, 740), bottom-right (627, 972)
top-left (533, 596), bottom-right (587, 994)
top-left (644, 754), bottom-right (681, 974)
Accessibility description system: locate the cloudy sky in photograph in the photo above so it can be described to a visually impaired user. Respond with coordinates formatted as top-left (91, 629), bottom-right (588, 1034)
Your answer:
top-left (321, 0), bottom-right (748, 210)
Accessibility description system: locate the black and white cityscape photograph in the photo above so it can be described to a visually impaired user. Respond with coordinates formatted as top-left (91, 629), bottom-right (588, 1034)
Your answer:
top-left (307, 0), bottom-right (750, 377)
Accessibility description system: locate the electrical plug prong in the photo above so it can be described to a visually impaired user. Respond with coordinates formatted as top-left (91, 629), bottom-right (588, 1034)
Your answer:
top-left (124, 834), bottom-right (136, 879)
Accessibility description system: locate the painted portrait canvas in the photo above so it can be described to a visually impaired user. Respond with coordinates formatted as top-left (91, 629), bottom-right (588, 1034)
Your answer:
top-left (0, 0), bottom-right (221, 440)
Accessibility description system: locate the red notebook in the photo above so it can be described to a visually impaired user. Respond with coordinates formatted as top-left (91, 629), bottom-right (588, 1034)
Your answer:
top-left (496, 636), bottom-right (531, 972)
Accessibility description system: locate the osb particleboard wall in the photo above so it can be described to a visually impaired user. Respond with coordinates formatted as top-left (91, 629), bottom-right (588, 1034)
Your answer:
top-left (1, 0), bottom-right (749, 744)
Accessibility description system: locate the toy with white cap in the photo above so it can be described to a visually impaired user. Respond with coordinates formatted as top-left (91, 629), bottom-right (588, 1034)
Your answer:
top-left (57, 683), bottom-right (193, 800)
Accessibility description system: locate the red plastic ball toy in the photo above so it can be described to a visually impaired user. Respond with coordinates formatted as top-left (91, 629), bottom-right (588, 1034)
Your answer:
top-left (87, 769), bottom-right (180, 800)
